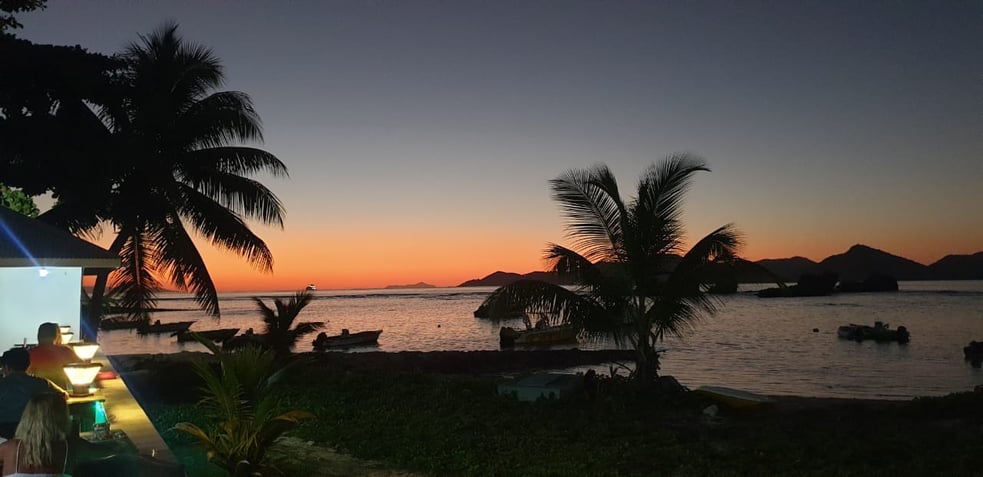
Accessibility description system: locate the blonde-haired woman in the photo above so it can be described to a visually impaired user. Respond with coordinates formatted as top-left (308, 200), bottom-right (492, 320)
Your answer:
top-left (0, 393), bottom-right (69, 476)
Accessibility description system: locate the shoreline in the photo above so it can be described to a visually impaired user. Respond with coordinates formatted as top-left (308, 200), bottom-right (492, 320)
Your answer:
top-left (107, 349), bottom-right (924, 407)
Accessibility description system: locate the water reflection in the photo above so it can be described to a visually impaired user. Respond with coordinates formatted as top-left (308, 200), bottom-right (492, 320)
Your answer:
top-left (97, 281), bottom-right (983, 399)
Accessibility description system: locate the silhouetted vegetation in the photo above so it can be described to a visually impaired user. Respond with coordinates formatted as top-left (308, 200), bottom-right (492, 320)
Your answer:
top-left (1, 23), bottom-right (287, 330)
top-left (0, 184), bottom-right (37, 216)
top-left (144, 356), bottom-right (983, 476)
top-left (254, 290), bottom-right (324, 361)
top-left (0, 0), bottom-right (46, 33)
top-left (174, 338), bottom-right (314, 476)
top-left (476, 155), bottom-right (743, 385)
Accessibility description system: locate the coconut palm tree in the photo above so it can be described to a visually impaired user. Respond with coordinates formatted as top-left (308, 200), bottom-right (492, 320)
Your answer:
top-left (476, 155), bottom-right (742, 384)
top-left (67, 22), bottom-right (288, 323)
top-left (255, 290), bottom-right (324, 360)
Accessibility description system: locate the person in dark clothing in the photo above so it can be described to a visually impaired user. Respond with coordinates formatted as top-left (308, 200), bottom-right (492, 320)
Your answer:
top-left (0, 348), bottom-right (67, 439)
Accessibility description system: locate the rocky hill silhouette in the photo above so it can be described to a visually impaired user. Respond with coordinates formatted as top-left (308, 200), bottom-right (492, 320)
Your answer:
top-left (457, 244), bottom-right (983, 286)
top-left (927, 252), bottom-right (983, 280)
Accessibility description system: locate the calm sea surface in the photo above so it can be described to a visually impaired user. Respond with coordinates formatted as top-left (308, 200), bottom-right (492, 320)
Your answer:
top-left (97, 280), bottom-right (983, 400)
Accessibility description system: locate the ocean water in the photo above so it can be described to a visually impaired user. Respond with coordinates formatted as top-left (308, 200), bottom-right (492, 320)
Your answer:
top-left (97, 280), bottom-right (983, 400)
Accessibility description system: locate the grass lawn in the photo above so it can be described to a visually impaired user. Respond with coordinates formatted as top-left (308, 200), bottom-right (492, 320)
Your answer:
top-left (135, 353), bottom-right (983, 476)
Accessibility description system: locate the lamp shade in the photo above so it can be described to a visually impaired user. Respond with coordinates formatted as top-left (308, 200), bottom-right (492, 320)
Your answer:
top-left (63, 362), bottom-right (102, 396)
top-left (70, 342), bottom-right (100, 361)
top-left (59, 325), bottom-right (72, 334)
top-left (60, 331), bottom-right (74, 344)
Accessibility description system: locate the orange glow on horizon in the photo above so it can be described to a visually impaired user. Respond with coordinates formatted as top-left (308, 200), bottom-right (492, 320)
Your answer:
top-left (78, 222), bottom-right (982, 292)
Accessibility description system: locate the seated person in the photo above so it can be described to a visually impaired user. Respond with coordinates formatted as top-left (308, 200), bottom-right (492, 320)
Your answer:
top-left (27, 323), bottom-right (79, 390)
top-left (0, 393), bottom-right (120, 476)
top-left (0, 348), bottom-right (67, 440)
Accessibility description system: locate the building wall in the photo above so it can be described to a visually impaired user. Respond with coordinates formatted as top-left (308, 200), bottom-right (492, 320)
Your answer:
top-left (0, 266), bottom-right (81, 347)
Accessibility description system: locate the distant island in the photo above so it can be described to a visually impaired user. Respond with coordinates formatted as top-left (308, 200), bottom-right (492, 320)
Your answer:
top-left (457, 244), bottom-right (983, 287)
top-left (385, 282), bottom-right (437, 289)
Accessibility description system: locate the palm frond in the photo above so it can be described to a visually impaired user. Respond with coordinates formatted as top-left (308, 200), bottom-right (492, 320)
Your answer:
top-left (108, 227), bottom-right (162, 320)
top-left (549, 164), bottom-right (627, 263)
top-left (177, 184), bottom-right (276, 271)
top-left (633, 153), bottom-right (710, 257)
top-left (154, 213), bottom-right (221, 316)
top-left (182, 146), bottom-right (288, 178)
top-left (543, 243), bottom-right (603, 285)
top-left (125, 22), bottom-right (224, 108)
top-left (179, 91), bottom-right (265, 148)
top-left (664, 224), bottom-right (743, 296)
top-left (178, 173), bottom-right (285, 228)
top-left (253, 291), bottom-right (316, 359)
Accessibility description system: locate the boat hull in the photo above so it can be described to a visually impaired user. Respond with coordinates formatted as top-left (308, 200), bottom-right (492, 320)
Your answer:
top-left (175, 328), bottom-right (240, 343)
top-left (137, 321), bottom-right (197, 335)
top-left (837, 322), bottom-right (910, 343)
top-left (500, 326), bottom-right (578, 347)
top-left (313, 330), bottom-right (382, 349)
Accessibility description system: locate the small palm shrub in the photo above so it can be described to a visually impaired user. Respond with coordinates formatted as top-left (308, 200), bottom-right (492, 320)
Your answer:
top-left (255, 290), bottom-right (324, 361)
top-left (174, 338), bottom-right (314, 476)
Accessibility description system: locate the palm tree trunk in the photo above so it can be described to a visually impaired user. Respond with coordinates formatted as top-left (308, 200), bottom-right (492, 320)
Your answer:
top-left (83, 233), bottom-right (127, 340)
top-left (82, 270), bottom-right (110, 341)
top-left (632, 300), bottom-right (660, 386)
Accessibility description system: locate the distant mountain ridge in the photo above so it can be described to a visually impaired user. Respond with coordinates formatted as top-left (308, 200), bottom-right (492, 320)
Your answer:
top-left (457, 244), bottom-right (983, 287)
top-left (385, 282), bottom-right (436, 289)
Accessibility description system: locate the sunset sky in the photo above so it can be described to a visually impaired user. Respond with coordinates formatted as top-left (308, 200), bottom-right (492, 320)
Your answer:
top-left (17, 1), bottom-right (983, 291)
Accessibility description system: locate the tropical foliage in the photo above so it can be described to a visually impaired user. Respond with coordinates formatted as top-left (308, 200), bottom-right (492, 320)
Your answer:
top-left (174, 338), bottom-right (314, 476)
top-left (0, 184), bottom-right (37, 216)
top-left (254, 290), bottom-right (324, 361)
top-left (476, 155), bottom-right (742, 383)
top-left (92, 23), bottom-right (287, 321)
top-left (1, 23), bottom-right (287, 326)
top-left (0, 0), bottom-right (46, 34)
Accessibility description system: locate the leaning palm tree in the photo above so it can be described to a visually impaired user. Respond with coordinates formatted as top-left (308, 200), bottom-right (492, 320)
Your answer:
top-left (476, 155), bottom-right (742, 384)
top-left (73, 23), bottom-right (288, 322)
top-left (255, 290), bottom-right (324, 360)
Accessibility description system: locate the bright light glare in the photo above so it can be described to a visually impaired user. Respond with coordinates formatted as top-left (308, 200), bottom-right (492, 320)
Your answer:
top-left (38, 268), bottom-right (48, 277)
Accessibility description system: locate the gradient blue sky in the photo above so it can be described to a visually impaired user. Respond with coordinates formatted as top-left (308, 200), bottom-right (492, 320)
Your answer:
top-left (16, 1), bottom-right (983, 290)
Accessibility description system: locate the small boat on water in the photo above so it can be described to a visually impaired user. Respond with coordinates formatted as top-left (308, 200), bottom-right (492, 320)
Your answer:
top-left (837, 321), bottom-right (909, 343)
top-left (222, 331), bottom-right (265, 350)
top-left (312, 329), bottom-right (382, 349)
top-left (174, 328), bottom-right (240, 343)
top-left (693, 386), bottom-right (775, 409)
top-left (99, 316), bottom-right (144, 330)
top-left (137, 320), bottom-right (196, 335)
top-left (500, 325), bottom-right (578, 347)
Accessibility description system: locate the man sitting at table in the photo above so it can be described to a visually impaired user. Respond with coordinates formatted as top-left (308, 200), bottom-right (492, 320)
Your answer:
top-left (0, 347), bottom-right (67, 439)
top-left (27, 322), bottom-right (79, 389)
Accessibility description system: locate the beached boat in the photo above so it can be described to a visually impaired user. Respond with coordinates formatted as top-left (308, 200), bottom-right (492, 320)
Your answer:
top-left (136, 320), bottom-right (196, 335)
top-left (306, 283), bottom-right (317, 291)
top-left (500, 325), bottom-right (578, 347)
top-left (312, 329), bottom-right (382, 349)
top-left (174, 328), bottom-right (240, 343)
top-left (693, 386), bottom-right (775, 409)
top-left (837, 321), bottom-right (909, 343)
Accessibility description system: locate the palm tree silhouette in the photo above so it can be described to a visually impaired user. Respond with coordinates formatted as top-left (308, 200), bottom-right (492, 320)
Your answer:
top-left (53, 22), bottom-right (288, 322)
top-left (476, 155), bottom-right (742, 384)
top-left (254, 290), bottom-right (324, 360)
